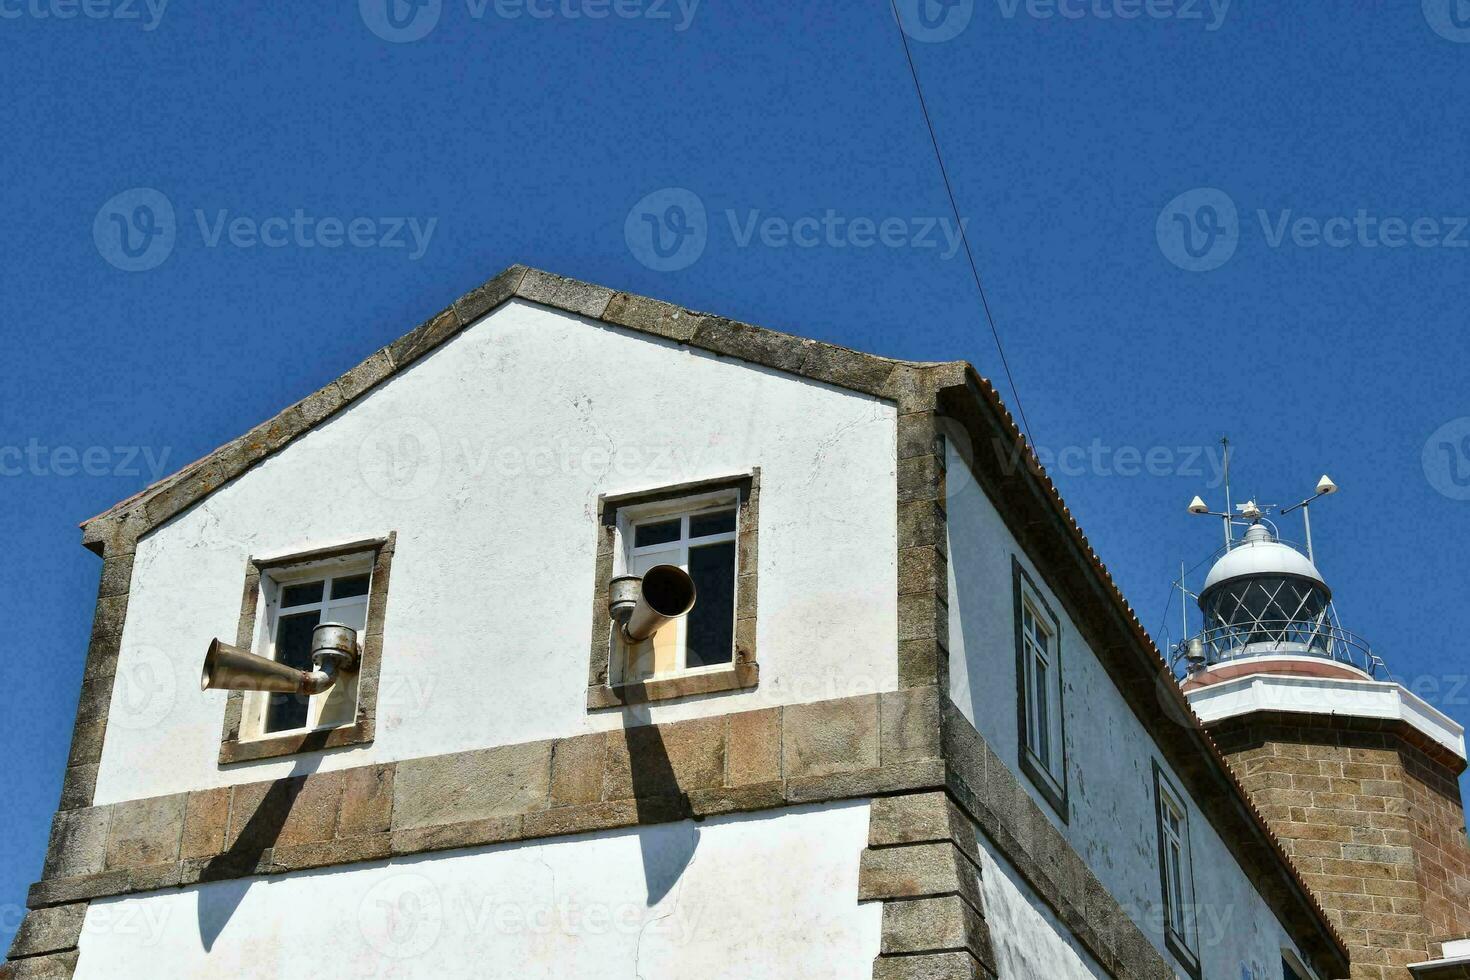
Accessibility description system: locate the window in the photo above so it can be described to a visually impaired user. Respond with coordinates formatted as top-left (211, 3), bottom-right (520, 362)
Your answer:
top-left (623, 506), bottom-right (737, 678)
top-left (216, 534), bottom-right (395, 764)
top-left (587, 473), bottom-right (760, 708)
top-left (1013, 559), bottom-right (1067, 816)
top-left (1282, 957), bottom-right (1305, 980)
top-left (1153, 762), bottom-right (1200, 976)
top-left (258, 563), bottom-right (373, 734)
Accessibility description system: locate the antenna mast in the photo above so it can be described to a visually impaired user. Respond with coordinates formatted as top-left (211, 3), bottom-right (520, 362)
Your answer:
top-left (1281, 474), bottom-right (1339, 564)
top-left (1220, 437), bottom-right (1233, 547)
top-left (1180, 560), bottom-right (1189, 643)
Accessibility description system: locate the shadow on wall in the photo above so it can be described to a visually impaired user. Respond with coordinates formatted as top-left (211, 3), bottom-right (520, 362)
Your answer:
top-left (192, 714), bottom-right (703, 949)
top-left (195, 729), bottom-right (331, 951)
top-left (620, 707), bottom-right (700, 906)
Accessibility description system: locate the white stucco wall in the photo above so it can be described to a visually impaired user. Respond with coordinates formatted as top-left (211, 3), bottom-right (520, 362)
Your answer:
top-left (94, 300), bottom-right (898, 804)
top-left (974, 830), bottom-right (1109, 980)
top-left (943, 439), bottom-right (1313, 979)
top-left (73, 802), bottom-right (880, 979)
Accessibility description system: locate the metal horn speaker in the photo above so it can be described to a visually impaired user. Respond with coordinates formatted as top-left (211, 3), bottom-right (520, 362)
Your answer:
top-left (607, 564), bottom-right (697, 643)
top-left (201, 623), bottom-right (360, 695)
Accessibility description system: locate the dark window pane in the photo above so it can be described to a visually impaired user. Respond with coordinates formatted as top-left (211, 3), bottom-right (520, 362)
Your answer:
top-left (689, 509), bottom-right (736, 538)
top-left (331, 574), bottom-right (371, 600)
top-left (265, 610), bottom-right (320, 732)
top-left (634, 519), bottom-right (681, 548)
top-left (1034, 660), bottom-right (1050, 762)
top-left (280, 581), bottom-right (324, 607)
top-left (686, 541), bottom-right (735, 668)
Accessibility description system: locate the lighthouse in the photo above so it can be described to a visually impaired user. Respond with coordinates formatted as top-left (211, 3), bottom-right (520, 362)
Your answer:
top-left (1172, 477), bottom-right (1470, 979)
top-left (1181, 517), bottom-right (1383, 689)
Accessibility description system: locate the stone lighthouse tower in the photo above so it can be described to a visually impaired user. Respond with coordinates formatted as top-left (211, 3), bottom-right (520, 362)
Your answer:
top-left (1173, 481), bottom-right (1470, 980)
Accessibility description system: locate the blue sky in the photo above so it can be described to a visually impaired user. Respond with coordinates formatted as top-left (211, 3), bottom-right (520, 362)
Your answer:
top-left (2, 0), bottom-right (1468, 949)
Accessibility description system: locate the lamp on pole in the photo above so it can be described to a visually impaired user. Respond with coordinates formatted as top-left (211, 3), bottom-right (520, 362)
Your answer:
top-left (1187, 494), bottom-right (1234, 548)
top-left (1280, 475), bottom-right (1338, 562)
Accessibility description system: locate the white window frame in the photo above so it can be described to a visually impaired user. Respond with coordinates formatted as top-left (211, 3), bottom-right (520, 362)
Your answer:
top-left (1014, 559), bottom-right (1067, 815)
top-left (1154, 762), bottom-right (1201, 974)
top-left (245, 552), bottom-right (374, 740)
top-left (613, 488), bottom-right (740, 682)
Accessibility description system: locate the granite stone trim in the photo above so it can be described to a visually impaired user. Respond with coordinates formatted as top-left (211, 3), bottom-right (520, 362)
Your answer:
top-left (215, 534), bottom-right (395, 764)
top-left (893, 378), bottom-right (952, 694)
top-left (0, 949), bottom-right (79, 980)
top-left (585, 663), bottom-right (759, 710)
top-left (586, 472), bottom-right (759, 709)
top-left (5, 904), bottom-right (85, 961)
top-left (862, 791), bottom-right (997, 979)
top-left (57, 546), bottom-right (136, 812)
top-left (871, 951), bottom-right (992, 980)
top-left (24, 688), bottom-right (944, 912)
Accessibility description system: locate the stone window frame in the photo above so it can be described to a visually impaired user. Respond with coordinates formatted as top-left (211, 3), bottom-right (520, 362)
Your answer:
top-left (1012, 556), bottom-right (1069, 821)
top-left (586, 471), bottom-right (758, 710)
top-left (1153, 759), bottom-right (1202, 979)
top-left (216, 533), bottom-right (395, 764)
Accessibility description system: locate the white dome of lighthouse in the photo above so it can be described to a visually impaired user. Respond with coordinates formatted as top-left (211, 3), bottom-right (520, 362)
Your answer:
top-left (1201, 523), bottom-right (1330, 598)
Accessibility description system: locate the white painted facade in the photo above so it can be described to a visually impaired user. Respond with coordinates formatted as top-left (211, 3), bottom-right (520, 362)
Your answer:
top-left (74, 802), bottom-right (880, 979)
top-left (974, 833), bottom-right (1109, 980)
top-left (94, 299), bottom-right (899, 804)
top-left (943, 438), bottom-right (1317, 979)
top-left (74, 301), bottom-right (900, 978)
